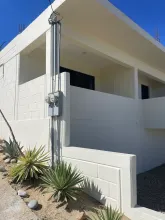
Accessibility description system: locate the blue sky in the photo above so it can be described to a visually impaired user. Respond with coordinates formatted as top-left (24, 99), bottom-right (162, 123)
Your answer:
top-left (110, 0), bottom-right (165, 42)
top-left (0, 0), bottom-right (165, 49)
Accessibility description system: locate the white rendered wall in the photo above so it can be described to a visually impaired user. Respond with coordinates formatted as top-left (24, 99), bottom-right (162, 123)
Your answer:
top-left (143, 97), bottom-right (165, 129)
top-left (101, 65), bottom-right (134, 98)
top-left (19, 48), bottom-right (46, 84)
top-left (70, 86), bottom-right (165, 173)
top-left (0, 119), bottom-right (50, 151)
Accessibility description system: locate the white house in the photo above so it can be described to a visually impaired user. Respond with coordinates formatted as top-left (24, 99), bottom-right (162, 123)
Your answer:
top-left (1, 0), bottom-right (165, 219)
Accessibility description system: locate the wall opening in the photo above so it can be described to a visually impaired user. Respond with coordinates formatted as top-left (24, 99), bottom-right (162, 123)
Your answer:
top-left (60, 36), bottom-right (134, 98)
top-left (138, 70), bottom-right (165, 99)
top-left (19, 34), bottom-right (46, 85)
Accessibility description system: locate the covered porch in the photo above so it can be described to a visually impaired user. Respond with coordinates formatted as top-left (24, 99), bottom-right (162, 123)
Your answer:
top-left (19, 33), bottom-right (137, 100)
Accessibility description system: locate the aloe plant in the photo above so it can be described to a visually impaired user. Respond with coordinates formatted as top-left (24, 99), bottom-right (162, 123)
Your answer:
top-left (41, 161), bottom-right (84, 203)
top-left (10, 146), bottom-right (49, 183)
top-left (3, 138), bottom-right (22, 159)
top-left (88, 206), bottom-right (123, 220)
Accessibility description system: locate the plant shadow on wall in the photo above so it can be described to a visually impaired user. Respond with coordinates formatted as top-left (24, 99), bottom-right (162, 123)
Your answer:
top-left (83, 178), bottom-right (106, 207)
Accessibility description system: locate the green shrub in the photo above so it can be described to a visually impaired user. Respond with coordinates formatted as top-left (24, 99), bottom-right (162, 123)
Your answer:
top-left (41, 161), bottom-right (84, 203)
top-left (88, 206), bottom-right (123, 220)
top-left (10, 146), bottom-right (49, 183)
top-left (3, 138), bottom-right (22, 159)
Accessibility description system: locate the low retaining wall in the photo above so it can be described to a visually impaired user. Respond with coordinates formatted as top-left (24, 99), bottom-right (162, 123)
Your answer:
top-left (63, 147), bottom-right (165, 220)
top-left (63, 146), bottom-right (137, 214)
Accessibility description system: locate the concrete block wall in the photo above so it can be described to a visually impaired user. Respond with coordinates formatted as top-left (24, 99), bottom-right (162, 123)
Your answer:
top-left (64, 156), bottom-right (121, 209)
top-left (0, 56), bottom-right (18, 121)
top-left (0, 52), bottom-right (48, 148)
top-left (17, 75), bottom-right (45, 120)
top-left (62, 147), bottom-right (137, 213)
top-left (0, 69), bottom-right (49, 149)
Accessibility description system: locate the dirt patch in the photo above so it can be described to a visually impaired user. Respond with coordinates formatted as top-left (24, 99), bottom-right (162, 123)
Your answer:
top-left (0, 152), bottom-right (130, 220)
top-left (14, 183), bottom-right (130, 220)
top-left (19, 186), bottom-right (99, 220)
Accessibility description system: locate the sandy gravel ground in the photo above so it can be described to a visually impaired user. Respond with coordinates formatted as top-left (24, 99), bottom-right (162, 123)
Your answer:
top-left (0, 174), bottom-right (39, 220)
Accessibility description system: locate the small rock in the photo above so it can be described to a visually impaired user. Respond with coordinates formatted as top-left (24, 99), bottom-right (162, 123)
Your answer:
top-left (5, 153), bottom-right (10, 157)
top-left (2, 172), bottom-right (7, 177)
top-left (11, 159), bottom-right (17, 163)
top-left (18, 190), bottom-right (27, 197)
top-left (8, 179), bottom-right (13, 184)
top-left (0, 148), bottom-right (3, 153)
top-left (0, 142), bottom-right (6, 148)
top-left (4, 158), bottom-right (10, 163)
top-left (11, 184), bottom-right (17, 190)
top-left (28, 200), bottom-right (38, 209)
top-left (0, 165), bottom-right (6, 172)
top-left (2, 155), bottom-right (8, 160)
top-left (1, 145), bottom-right (5, 150)
top-left (76, 211), bottom-right (86, 220)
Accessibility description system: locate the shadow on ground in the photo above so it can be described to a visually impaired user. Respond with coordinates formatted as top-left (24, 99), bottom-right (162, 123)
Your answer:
top-left (66, 178), bottom-right (104, 215)
top-left (137, 164), bottom-right (165, 212)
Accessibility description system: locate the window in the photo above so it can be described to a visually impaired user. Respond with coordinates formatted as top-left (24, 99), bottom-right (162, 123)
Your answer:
top-left (60, 67), bottom-right (95, 90)
top-left (141, 84), bottom-right (149, 99)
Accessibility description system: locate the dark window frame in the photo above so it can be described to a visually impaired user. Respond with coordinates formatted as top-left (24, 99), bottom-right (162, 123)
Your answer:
top-left (60, 66), bottom-right (95, 90)
top-left (141, 84), bottom-right (149, 99)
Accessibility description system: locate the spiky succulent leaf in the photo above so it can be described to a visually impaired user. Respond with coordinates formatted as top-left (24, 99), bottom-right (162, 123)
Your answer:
top-left (10, 146), bottom-right (49, 183)
top-left (88, 206), bottom-right (123, 220)
top-left (3, 138), bottom-right (22, 159)
top-left (41, 161), bottom-right (84, 203)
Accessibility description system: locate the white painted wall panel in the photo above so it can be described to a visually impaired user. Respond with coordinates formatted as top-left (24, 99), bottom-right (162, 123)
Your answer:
top-left (0, 119), bottom-right (50, 151)
top-left (101, 66), bottom-right (134, 98)
top-left (70, 86), bottom-right (165, 173)
top-left (143, 97), bottom-right (165, 129)
top-left (19, 48), bottom-right (46, 84)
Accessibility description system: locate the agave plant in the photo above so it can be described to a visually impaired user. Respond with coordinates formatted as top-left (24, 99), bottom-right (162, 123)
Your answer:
top-left (10, 146), bottom-right (49, 183)
top-left (3, 138), bottom-right (22, 159)
top-left (88, 206), bottom-right (123, 220)
top-left (41, 161), bottom-right (84, 203)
